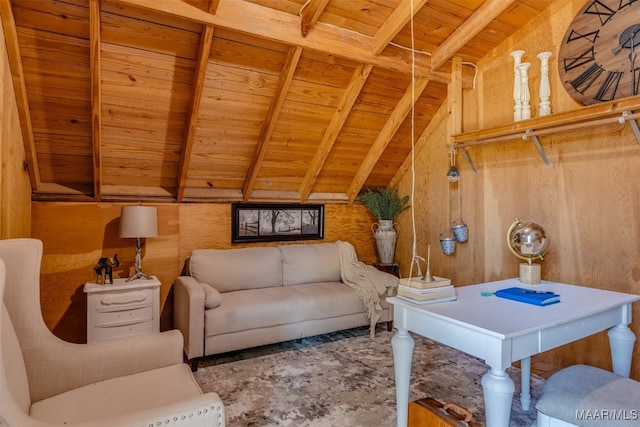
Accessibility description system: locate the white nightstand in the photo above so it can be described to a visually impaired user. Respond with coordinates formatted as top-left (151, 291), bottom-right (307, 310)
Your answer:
top-left (84, 276), bottom-right (161, 343)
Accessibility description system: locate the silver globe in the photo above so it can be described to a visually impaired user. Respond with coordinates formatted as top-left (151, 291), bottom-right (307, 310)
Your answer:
top-left (507, 218), bottom-right (549, 264)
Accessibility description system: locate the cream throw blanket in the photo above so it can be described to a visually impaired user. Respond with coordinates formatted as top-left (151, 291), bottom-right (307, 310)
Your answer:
top-left (337, 240), bottom-right (399, 338)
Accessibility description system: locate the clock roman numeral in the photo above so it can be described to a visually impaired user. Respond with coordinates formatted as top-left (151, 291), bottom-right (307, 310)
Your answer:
top-left (593, 71), bottom-right (623, 101)
top-left (570, 63), bottom-right (604, 94)
top-left (567, 29), bottom-right (599, 44)
top-left (584, 0), bottom-right (615, 25)
top-left (564, 46), bottom-right (596, 72)
top-left (618, 0), bottom-right (638, 11)
top-left (634, 68), bottom-right (640, 96)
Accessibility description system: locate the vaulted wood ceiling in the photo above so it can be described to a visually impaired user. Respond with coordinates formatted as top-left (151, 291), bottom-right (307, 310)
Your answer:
top-left (2, 0), bottom-right (553, 203)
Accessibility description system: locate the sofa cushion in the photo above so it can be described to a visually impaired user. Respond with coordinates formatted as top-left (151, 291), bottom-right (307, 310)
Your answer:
top-left (204, 282), bottom-right (365, 336)
top-left (189, 247), bottom-right (283, 293)
top-left (202, 283), bottom-right (222, 309)
top-left (280, 242), bottom-right (341, 286)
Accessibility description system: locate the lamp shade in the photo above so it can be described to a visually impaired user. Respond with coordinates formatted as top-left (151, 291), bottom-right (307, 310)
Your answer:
top-left (119, 205), bottom-right (158, 238)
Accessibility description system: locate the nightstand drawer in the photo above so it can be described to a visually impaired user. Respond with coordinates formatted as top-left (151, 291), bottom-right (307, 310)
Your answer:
top-left (92, 319), bottom-right (154, 341)
top-left (95, 289), bottom-right (154, 308)
top-left (93, 304), bottom-right (153, 326)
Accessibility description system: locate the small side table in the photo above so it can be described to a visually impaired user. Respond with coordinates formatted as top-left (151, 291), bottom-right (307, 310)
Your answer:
top-left (373, 262), bottom-right (400, 278)
top-left (84, 276), bottom-right (161, 343)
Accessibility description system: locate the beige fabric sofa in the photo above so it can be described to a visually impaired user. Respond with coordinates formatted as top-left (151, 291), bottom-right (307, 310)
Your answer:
top-left (174, 241), bottom-right (397, 369)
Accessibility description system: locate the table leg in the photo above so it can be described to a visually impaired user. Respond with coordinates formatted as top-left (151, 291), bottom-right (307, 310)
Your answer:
top-left (519, 356), bottom-right (531, 410)
top-left (608, 323), bottom-right (636, 377)
top-left (392, 327), bottom-right (414, 427)
top-left (481, 368), bottom-right (515, 427)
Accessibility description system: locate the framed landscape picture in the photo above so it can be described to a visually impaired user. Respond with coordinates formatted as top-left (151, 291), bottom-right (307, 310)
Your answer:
top-left (232, 203), bottom-right (324, 243)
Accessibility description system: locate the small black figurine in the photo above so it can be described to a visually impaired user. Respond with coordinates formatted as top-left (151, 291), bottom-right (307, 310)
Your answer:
top-left (94, 254), bottom-right (120, 284)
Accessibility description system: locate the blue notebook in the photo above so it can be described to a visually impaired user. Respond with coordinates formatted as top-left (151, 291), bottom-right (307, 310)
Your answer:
top-left (495, 287), bottom-right (560, 306)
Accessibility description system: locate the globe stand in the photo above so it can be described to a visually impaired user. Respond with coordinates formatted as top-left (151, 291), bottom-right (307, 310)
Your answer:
top-left (507, 218), bottom-right (549, 286)
top-left (519, 262), bottom-right (541, 285)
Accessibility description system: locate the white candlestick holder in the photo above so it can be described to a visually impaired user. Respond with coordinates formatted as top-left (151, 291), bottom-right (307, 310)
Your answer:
top-left (518, 62), bottom-right (532, 120)
top-left (510, 50), bottom-right (525, 122)
top-left (537, 51), bottom-right (552, 116)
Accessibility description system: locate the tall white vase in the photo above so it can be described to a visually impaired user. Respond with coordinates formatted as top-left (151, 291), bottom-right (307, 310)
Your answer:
top-left (510, 50), bottom-right (525, 122)
top-left (518, 62), bottom-right (532, 120)
top-left (371, 220), bottom-right (398, 264)
top-left (537, 51), bottom-right (553, 116)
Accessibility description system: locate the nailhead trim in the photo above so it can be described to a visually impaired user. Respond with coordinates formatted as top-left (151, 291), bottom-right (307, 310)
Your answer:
top-left (137, 404), bottom-right (224, 426)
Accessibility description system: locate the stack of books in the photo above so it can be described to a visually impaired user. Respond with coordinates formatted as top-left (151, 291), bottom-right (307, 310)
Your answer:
top-left (396, 276), bottom-right (457, 305)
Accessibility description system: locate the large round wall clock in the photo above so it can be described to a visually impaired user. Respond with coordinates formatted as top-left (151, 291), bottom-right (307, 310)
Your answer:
top-left (558, 0), bottom-right (640, 105)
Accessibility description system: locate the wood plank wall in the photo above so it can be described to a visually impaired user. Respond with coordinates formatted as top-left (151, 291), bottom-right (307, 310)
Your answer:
top-left (4, 0), bottom-right (640, 381)
top-left (31, 202), bottom-right (378, 343)
top-left (395, 0), bottom-right (640, 380)
top-left (0, 17), bottom-right (30, 239)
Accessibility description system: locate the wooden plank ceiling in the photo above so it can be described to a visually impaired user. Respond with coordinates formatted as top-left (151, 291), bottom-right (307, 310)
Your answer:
top-left (2, 0), bottom-right (552, 203)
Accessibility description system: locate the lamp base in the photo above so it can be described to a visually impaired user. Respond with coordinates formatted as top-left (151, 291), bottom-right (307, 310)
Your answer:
top-left (519, 263), bottom-right (541, 284)
top-left (126, 271), bottom-right (153, 282)
top-left (126, 241), bottom-right (152, 281)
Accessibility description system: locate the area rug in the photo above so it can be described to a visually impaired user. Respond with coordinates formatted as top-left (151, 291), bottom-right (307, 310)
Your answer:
top-left (194, 325), bottom-right (544, 427)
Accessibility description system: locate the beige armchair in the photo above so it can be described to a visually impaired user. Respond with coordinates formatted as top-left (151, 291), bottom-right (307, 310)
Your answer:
top-left (0, 238), bottom-right (225, 426)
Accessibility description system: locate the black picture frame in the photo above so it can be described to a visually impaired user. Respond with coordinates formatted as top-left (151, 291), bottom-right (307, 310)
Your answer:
top-left (232, 203), bottom-right (324, 243)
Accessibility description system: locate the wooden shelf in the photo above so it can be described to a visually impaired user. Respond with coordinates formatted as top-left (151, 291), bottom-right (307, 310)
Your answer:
top-left (451, 94), bottom-right (640, 148)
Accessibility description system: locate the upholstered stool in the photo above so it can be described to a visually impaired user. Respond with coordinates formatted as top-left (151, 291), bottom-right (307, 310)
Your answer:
top-left (536, 364), bottom-right (640, 426)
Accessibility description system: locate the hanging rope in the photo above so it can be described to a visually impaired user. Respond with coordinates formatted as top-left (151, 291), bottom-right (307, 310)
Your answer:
top-left (457, 173), bottom-right (462, 220)
top-left (446, 148), bottom-right (458, 229)
top-left (446, 178), bottom-right (451, 228)
top-left (408, 0), bottom-right (418, 280)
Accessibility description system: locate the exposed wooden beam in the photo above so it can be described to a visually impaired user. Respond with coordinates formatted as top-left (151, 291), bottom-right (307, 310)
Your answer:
top-left (33, 185), bottom-right (176, 202)
top-left (389, 102), bottom-right (448, 189)
top-left (208, 0), bottom-right (220, 14)
top-left (0, 0), bottom-right (40, 190)
top-left (35, 186), bottom-right (174, 203)
top-left (90, 0), bottom-right (102, 201)
top-left (31, 184), bottom-right (178, 203)
top-left (372, 0), bottom-right (429, 55)
top-left (92, 185), bottom-right (174, 203)
top-left (33, 183), bottom-right (93, 198)
top-left (111, 0), bottom-right (471, 87)
top-left (449, 56), bottom-right (463, 136)
top-left (299, 63), bottom-right (373, 202)
top-left (347, 76), bottom-right (431, 203)
top-left (430, 0), bottom-right (517, 70)
top-left (242, 46), bottom-right (303, 201)
top-left (182, 187), bottom-right (243, 202)
top-left (181, 187), bottom-right (349, 204)
top-left (300, 0), bottom-right (329, 38)
top-left (32, 190), bottom-right (95, 202)
top-left (176, 2), bottom-right (217, 202)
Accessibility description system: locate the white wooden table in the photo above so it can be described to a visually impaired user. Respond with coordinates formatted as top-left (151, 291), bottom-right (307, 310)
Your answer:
top-left (388, 278), bottom-right (640, 427)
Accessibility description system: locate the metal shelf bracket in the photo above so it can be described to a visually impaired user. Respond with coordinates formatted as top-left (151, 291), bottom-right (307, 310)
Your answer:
top-left (523, 129), bottom-right (550, 168)
top-left (459, 147), bottom-right (477, 175)
top-left (621, 111), bottom-right (640, 144)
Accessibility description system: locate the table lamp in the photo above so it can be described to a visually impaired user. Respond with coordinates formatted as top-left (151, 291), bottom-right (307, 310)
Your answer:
top-left (119, 203), bottom-right (157, 281)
